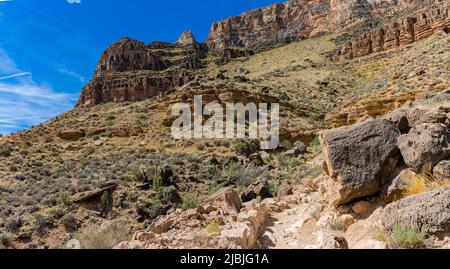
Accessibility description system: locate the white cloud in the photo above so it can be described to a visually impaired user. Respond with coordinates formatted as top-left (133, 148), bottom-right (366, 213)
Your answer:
top-left (0, 50), bottom-right (76, 135)
top-left (0, 72), bottom-right (31, 80)
top-left (0, 49), bottom-right (19, 74)
top-left (67, 0), bottom-right (81, 4)
top-left (57, 68), bottom-right (85, 83)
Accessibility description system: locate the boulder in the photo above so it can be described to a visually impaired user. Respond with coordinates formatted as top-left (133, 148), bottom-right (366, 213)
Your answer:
top-left (382, 185), bottom-right (450, 237)
top-left (205, 187), bottom-right (242, 213)
top-left (58, 129), bottom-right (85, 140)
top-left (346, 208), bottom-right (385, 249)
top-left (219, 221), bottom-right (256, 249)
top-left (277, 183), bottom-right (294, 198)
top-left (387, 108), bottom-right (450, 133)
top-left (351, 201), bottom-right (372, 216)
top-left (241, 181), bottom-right (272, 203)
top-left (320, 119), bottom-right (400, 205)
top-left (293, 141), bottom-right (308, 155)
top-left (398, 123), bottom-right (450, 173)
top-left (433, 160), bottom-right (450, 181)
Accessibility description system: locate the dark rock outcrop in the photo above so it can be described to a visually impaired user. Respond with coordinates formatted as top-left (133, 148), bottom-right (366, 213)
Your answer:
top-left (320, 119), bottom-right (401, 206)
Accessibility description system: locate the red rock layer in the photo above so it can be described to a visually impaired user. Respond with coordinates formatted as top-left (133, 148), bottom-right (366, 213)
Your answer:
top-left (330, 4), bottom-right (450, 60)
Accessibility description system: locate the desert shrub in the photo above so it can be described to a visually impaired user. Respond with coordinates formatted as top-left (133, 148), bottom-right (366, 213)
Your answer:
top-left (206, 220), bottom-right (222, 234)
top-left (137, 197), bottom-right (165, 220)
top-left (278, 139), bottom-right (292, 150)
top-left (158, 186), bottom-right (181, 204)
top-left (234, 139), bottom-right (260, 157)
top-left (78, 222), bottom-right (130, 249)
top-left (198, 165), bottom-right (222, 181)
top-left (298, 164), bottom-right (323, 180)
top-left (309, 136), bottom-right (321, 147)
top-left (57, 190), bottom-right (72, 205)
top-left (207, 182), bottom-right (220, 196)
top-left (267, 180), bottom-right (280, 196)
top-left (106, 113), bottom-right (116, 121)
top-left (35, 215), bottom-right (55, 235)
top-left (152, 175), bottom-right (163, 191)
top-left (0, 235), bottom-right (12, 249)
top-left (0, 145), bottom-right (12, 157)
top-left (61, 213), bottom-right (80, 232)
top-left (181, 193), bottom-right (199, 210)
top-left (391, 223), bottom-right (427, 249)
top-left (330, 219), bottom-right (347, 232)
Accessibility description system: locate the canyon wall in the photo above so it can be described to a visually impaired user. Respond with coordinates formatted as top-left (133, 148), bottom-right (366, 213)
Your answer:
top-left (329, 3), bottom-right (450, 60)
top-left (77, 37), bottom-right (204, 106)
top-left (204, 0), bottom-right (425, 50)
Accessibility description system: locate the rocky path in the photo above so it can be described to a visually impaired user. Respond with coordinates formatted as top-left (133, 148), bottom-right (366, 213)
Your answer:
top-left (259, 192), bottom-right (324, 249)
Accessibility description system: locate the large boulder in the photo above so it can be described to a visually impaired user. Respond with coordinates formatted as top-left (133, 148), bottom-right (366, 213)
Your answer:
top-left (382, 185), bottom-right (450, 237)
top-left (320, 119), bottom-right (401, 206)
top-left (398, 123), bottom-right (450, 173)
top-left (58, 129), bottom-right (85, 140)
top-left (204, 187), bottom-right (242, 213)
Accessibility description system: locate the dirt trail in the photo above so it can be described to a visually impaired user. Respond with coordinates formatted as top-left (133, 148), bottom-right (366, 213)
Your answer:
top-left (259, 192), bottom-right (324, 249)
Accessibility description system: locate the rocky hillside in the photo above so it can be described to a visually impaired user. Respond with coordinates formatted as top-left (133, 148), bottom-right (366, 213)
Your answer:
top-left (0, 0), bottom-right (449, 249)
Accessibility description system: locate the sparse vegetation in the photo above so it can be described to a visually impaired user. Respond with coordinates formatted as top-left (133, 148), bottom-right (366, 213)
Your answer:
top-left (77, 222), bottom-right (130, 249)
top-left (390, 223), bottom-right (427, 249)
top-left (206, 220), bottom-right (222, 234)
top-left (181, 193), bottom-right (199, 210)
top-left (330, 219), bottom-right (347, 232)
top-left (0, 145), bottom-right (12, 157)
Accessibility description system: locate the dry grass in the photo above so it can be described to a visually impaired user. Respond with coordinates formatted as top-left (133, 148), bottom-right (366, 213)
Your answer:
top-left (77, 222), bottom-right (131, 249)
top-left (206, 220), bottom-right (222, 234)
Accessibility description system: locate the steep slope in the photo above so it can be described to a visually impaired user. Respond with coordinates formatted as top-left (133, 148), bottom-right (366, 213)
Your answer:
top-left (0, 0), bottom-right (449, 249)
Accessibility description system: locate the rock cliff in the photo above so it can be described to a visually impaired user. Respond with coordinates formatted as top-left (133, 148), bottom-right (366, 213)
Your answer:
top-left (204, 0), bottom-right (426, 51)
top-left (77, 36), bottom-right (206, 106)
top-left (329, 3), bottom-right (450, 60)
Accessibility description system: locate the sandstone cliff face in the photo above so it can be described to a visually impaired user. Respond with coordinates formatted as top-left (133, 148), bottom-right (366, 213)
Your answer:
top-left (204, 0), bottom-right (423, 51)
top-left (77, 36), bottom-right (206, 106)
top-left (330, 3), bottom-right (450, 60)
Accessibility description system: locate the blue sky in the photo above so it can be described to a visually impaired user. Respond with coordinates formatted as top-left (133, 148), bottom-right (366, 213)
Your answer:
top-left (0, 0), bottom-right (282, 135)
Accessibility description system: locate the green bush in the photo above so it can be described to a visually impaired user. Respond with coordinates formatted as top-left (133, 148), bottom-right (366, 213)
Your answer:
top-left (57, 190), bottom-right (72, 205)
top-left (181, 193), bottom-right (199, 210)
top-left (234, 139), bottom-right (260, 157)
top-left (0, 145), bottom-right (11, 157)
top-left (391, 223), bottom-right (427, 249)
top-left (152, 175), bottom-right (163, 191)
